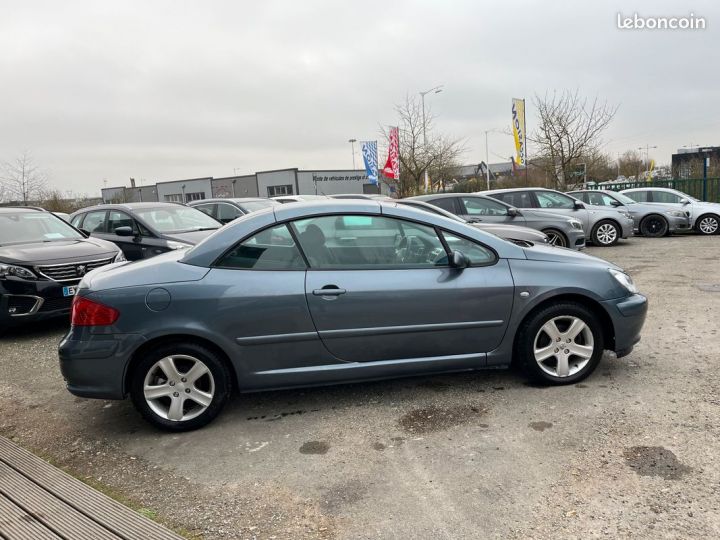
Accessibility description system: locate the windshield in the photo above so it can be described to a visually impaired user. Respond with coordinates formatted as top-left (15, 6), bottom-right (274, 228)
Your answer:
top-left (0, 212), bottom-right (84, 246)
top-left (134, 206), bottom-right (221, 233)
top-left (613, 192), bottom-right (638, 205)
top-left (239, 200), bottom-right (276, 213)
top-left (398, 201), bottom-right (466, 223)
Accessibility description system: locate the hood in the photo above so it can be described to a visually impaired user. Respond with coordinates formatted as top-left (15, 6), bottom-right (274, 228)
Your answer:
top-left (0, 238), bottom-right (119, 265)
top-left (81, 249), bottom-right (210, 292)
top-left (164, 229), bottom-right (219, 245)
top-left (522, 242), bottom-right (620, 269)
top-left (472, 223), bottom-right (547, 242)
top-left (521, 209), bottom-right (578, 222)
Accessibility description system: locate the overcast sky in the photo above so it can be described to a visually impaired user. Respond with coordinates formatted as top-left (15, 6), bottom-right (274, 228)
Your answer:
top-left (1, 0), bottom-right (719, 195)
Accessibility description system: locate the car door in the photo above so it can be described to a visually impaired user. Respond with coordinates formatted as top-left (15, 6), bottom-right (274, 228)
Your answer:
top-left (105, 210), bottom-right (144, 260)
top-left (78, 210), bottom-right (108, 236)
top-left (193, 203), bottom-right (217, 220)
top-left (532, 191), bottom-right (590, 230)
top-left (295, 214), bottom-right (514, 363)
top-left (457, 196), bottom-right (527, 226)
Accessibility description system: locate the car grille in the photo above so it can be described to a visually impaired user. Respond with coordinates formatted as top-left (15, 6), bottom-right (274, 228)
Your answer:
top-left (35, 257), bottom-right (114, 282)
top-left (38, 296), bottom-right (73, 313)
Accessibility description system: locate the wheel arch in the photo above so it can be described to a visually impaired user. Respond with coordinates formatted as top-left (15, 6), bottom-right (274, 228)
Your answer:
top-left (123, 334), bottom-right (238, 397)
top-left (539, 227), bottom-right (569, 247)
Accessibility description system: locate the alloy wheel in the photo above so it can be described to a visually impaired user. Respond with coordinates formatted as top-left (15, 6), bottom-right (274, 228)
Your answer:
top-left (595, 223), bottom-right (618, 245)
top-left (698, 216), bottom-right (719, 235)
top-left (143, 355), bottom-right (215, 422)
top-left (544, 231), bottom-right (567, 247)
top-left (641, 216), bottom-right (667, 237)
top-left (533, 316), bottom-right (595, 378)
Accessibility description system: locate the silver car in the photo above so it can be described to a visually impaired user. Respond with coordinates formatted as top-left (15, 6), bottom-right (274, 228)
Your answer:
top-left (484, 188), bottom-right (635, 247)
top-left (568, 190), bottom-right (691, 237)
top-left (59, 200), bottom-right (647, 431)
top-left (408, 193), bottom-right (586, 249)
top-left (620, 187), bottom-right (720, 235)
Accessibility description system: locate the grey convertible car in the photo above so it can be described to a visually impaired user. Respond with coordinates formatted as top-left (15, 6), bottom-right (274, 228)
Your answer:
top-left (59, 200), bottom-right (647, 431)
top-left (567, 190), bottom-right (691, 237)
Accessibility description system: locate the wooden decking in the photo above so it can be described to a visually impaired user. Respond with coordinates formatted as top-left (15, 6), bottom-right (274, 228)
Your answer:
top-left (0, 436), bottom-right (184, 540)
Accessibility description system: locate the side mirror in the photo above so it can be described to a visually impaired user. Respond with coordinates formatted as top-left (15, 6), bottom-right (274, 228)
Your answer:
top-left (573, 200), bottom-right (585, 210)
top-left (507, 207), bottom-right (521, 217)
top-left (609, 200), bottom-right (623, 207)
top-left (450, 250), bottom-right (470, 269)
top-left (114, 226), bottom-right (134, 237)
top-left (679, 198), bottom-right (690, 205)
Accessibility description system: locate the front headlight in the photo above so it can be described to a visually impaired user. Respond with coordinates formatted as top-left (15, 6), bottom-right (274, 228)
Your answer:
top-left (0, 264), bottom-right (37, 280)
top-left (570, 219), bottom-right (583, 230)
top-left (609, 268), bottom-right (638, 294)
top-left (167, 241), bottom-right (192, 250)
top-left (665, 210), bottom-right (686, 218)
top-left (114, 250), bottom-right (127, 262)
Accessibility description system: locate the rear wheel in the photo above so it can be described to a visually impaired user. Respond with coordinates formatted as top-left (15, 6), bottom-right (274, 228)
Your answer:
top-left (130, 342), bottom-right (232, 431)
top-left (516, 302), bottom-right (604, 385)
top-left (695, 214), bottom-right (720, 235)
top-left (639, 215), bottom-right (668, 237)
top-left (591, 220), bottom-right (620, 246)
top-left (541, 229), bottom-right (568, 247)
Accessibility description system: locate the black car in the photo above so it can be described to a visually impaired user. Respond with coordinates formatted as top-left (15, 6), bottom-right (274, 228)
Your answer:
top-left (70, 202), bottom-right (223, 261)
top-left (0, 207), bottom-right (123, 326)
top-left (187, 197), bottom-right (278, 224)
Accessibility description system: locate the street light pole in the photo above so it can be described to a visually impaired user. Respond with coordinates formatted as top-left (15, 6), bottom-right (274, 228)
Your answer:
top-left (348, 139), bottom-right (357, 169)
top-left (419, 85), bottom-right (443, 192)
top-left (484, 130), bottom-right (491, 191)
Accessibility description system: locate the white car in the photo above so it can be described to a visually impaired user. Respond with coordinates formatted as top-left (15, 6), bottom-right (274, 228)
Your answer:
top-left (620, 187), bottom-right (720, 235)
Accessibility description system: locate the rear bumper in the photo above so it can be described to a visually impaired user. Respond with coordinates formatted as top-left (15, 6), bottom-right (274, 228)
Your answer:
top-left (58, 330), bottom-right (146, 400)
top-left (601, 294), bottom-right (648, 358)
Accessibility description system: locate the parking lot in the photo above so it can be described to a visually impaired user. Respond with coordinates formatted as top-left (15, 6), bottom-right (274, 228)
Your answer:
top-left (1, 235), bottom-right (719, 539)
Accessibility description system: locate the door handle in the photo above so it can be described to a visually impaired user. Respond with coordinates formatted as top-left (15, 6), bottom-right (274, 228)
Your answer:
top-left (312, 286), bottom-right (347, 296)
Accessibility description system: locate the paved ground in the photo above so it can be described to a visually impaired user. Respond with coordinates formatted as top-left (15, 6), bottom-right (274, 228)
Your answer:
top-left (1, 235), bottom-right (719, 539)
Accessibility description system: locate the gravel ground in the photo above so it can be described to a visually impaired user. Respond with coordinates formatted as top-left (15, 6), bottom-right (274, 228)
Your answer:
top-left (1, 235), bottom-right (719, 539)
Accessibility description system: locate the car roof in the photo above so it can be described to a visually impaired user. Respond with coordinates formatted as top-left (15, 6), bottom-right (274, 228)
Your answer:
top-left (188, 197), bottom-right (275, 204)
top-left (0, 206), bottom-right (46, 213)
top-left (71, 202), bottom-right (186, 214)
top-left (483, 187), bottom-right (554, 194)
top-left (620, 187), bottom-right (678, 193)
top-left (408, 192), bottom-right (503, 200)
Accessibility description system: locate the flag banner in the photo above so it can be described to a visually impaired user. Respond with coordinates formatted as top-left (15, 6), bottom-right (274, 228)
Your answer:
top-left (361, 140), bottom-right (379, 185)
top-left (511, 98), bottom-right (527, 167)
top-left (382, 126), bottom-right (400, 180)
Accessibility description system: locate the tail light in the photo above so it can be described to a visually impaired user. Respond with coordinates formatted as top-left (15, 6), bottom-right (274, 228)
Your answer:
top-left (71, 296), bottom-right (119, 326)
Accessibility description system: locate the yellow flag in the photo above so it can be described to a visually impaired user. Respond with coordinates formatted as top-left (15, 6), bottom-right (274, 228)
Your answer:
top-left (512, 98), bottom-right (527, 167)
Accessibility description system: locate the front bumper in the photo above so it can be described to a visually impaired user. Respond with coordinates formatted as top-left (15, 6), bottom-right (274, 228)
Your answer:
top-left (568, 229), bottom-right (586, 250)
top-left (600, 293), bottom-right (648, 358)
top-left (58, 329), bottom-right (147, 400)
top-left (620, 217), bottom-right (635, 239)
top-left (0, 278), bottom-right (76, 326)
top-left (667, 214), bottom-right (692, 233)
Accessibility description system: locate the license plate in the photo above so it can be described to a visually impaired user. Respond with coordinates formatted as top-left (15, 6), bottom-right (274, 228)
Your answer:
top-left (62, 286), bottom-right (77, 297)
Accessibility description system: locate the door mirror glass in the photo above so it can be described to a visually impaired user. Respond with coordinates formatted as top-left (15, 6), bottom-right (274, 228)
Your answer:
top-left (451, 250), bottom-right (470, 269)
top-left (114, 226), bottom-right (134, 237)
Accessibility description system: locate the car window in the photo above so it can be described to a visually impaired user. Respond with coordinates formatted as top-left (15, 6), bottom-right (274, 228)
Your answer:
top-left (107, 210), bottom-right (137, 234)
top-left (491, 192), bottom-right (533, 208)
top-left (70, 214), bottom-right (84, 227)
top-left (441, 232), bottom-right (496, 266)
top-left (217, 203), bottom-right (242, 222)
top-left (624, 191), bottom-right (648, 202)
top-left (216, 224), bottom-right (305, 270)
top-left (427, 197), bottom-right (456, 213)
top-left (535, 191), bottom-right (576, 209)
top-left (194, 203), bottom-right (216, 218)
top-left (239, 200), bottom-right (276, 213)
top-left (134, 206), bottom-right (221, 233)
top-left (460, 197), bottom-right (509, 216)
top-left (585, 192), bottom-right (618, 207)
top-left (292, 215), bottom-right (447, 269)
top-left (570, 192), bottom-right (589, 204)
top-left (82, 210), bottom-right (108, 233)
top-left (650, 191), bottom-right (682, 204)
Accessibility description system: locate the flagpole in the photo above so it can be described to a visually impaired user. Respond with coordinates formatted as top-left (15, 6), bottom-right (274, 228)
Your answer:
top-left (523, 98), bottom-right (529, 187)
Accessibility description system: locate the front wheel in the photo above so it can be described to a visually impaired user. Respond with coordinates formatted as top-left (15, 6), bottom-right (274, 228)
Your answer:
top-left (591, 220), bottom-right (620, 246)
top-left (639, 215), bottom-right (668, 237)
top-left (130, 342), bottom-right (232, 431)
top-left (516, 303), bottom-right (604, 385)
top-left (541, 228), bottom-right (568, 247)
top-left (696, 214), bottom-right (720, 235)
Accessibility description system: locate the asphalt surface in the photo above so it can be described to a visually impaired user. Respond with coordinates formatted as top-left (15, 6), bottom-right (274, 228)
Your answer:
top-left (1, 235), bottom-right (719, 539)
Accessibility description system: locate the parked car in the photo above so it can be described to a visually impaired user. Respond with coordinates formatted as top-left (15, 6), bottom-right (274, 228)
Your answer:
top-left (60, 200), bottom-right (647, 431)
top-left (620, 187), bottom-right (720, 235)
top-left (271, 195), bottom-right (328, 204)
top-left (568, 190), bottom-right (691, 237)
top-left (408, 193), bottom-right (586, 249)
top-left (1, 207), bottom-right (124, 326)
top-left (328, 194), bottom-right (389, 200)
top-left (484, 188), bottom-right (634, 246)
top-left (395, 199), bottom-right (549, 246)
top-left (188, 197), bottom-right (279, 224)
top-left (69, 202), bottom-right (222, 261)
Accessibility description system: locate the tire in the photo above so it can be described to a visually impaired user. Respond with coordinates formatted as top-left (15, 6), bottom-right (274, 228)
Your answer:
top-left (541, 228), bottom-right (568, 248)
top-left (639, 215), bottom-right (668, 237)
top-left (130, 342), bottom-right (232, 432)
top-left (695, 214), bottom-right (720, 235)
top-left (515, 302), bottom-right (604, 385)
top-left (591, 220), bottom-right (620, 246)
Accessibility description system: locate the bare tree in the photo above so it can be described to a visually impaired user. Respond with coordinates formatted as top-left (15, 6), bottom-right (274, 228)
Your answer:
top-left (531, 90), bottom-right (618, 189)
top-left (0, 151), bottom-right (48, 204)
top-left (618, 150), bottom-right (644, 179)
top-left (386, 94), bottom-right (465, 197)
